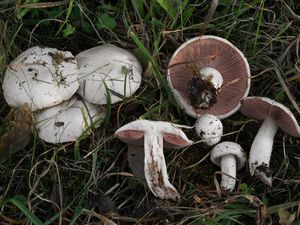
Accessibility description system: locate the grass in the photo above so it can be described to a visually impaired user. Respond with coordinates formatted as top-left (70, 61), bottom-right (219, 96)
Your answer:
top-left (0, 0), bottom-right (300, 224)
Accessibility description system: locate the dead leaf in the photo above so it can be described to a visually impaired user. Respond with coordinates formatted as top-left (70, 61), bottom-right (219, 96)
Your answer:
top-left (278, 208), bottom-right (296, 225)
top-left (0, 104), bottom-right (32, 162)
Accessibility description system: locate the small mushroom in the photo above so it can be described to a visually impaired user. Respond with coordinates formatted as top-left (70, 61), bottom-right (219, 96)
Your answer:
top-left (167, 35), bottom-right (250, 119)
top-left (2, 46), bottom-right (79, 111)
top-left (115, 120), bottom-right (193, 200)
top-left (76, 44), bottom-right (142, 105)
top-left (35, 96), bottom-right (106, 144)
top-left (240, 96), bottom-right (300, 186)
top-left (195, 114), bottom-right (223, 145)
top-left (210, 141), bottom-right (246, 191)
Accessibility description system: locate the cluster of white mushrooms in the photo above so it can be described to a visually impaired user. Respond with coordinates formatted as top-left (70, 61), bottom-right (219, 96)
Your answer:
top-left (3, 36), bottom-right (300, 201)
top-left (2, 44), bottom-right (142, 143)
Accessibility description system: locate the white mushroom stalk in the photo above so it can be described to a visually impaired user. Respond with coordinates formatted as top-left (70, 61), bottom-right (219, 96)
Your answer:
top-left (189, 67), bottom-right (224, 108)
top-left (200, 67), bottom-right (223, 89)
top-left (240, 96), bottom-right (300, 186)
top-left (195, 114), bottom-right (223, 146)
top-left (249, 117), bottom-right (278, 186)
top-left (211, 142), bottom-right (246, 191)
top-left (115, 120), bottom-right (193, 200)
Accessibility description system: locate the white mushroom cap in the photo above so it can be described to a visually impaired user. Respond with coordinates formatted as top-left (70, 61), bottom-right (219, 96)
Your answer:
top-left (2, 46), bottom-right (80, 111)
top-left (211, 141), bottom-right (246, 191)
top-left (76, 44), bottom-right (142, 105)
top-left (115, 119), bottom-right (192, 200)
top-left (211, 142), bottom-right (246, 170)
top-left (195, 114), bottom-right (223, 145)
top-left (35, 96), bottom-right (106, 144)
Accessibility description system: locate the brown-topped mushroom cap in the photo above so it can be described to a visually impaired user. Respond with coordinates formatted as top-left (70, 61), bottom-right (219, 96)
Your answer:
top-left (167, 35), bottom-right (250, 119)
top-left (240, 96), bottom-right (300, 137)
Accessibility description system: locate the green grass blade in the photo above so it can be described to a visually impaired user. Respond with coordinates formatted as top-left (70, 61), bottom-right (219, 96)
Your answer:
top-left (56, 0), bottom-right (75, 36)
top-left (5, 196), bottom-right (44, 225)
top-left (130, 0), bottom-right (144, 18)
top-left (156, 0), bottom-right (176, 19)
top-left (130, 31), bottom-right (175, 105)
top-left (102, 80), bottom-right (112, 129)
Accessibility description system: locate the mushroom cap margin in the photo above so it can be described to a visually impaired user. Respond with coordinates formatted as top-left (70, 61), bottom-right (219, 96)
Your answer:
top-left (115, 120), bottom-right (193, 148)
top-left (210, 141), bottom-right (246, 170)
top-left (240, 96), bottom-right (300, 137)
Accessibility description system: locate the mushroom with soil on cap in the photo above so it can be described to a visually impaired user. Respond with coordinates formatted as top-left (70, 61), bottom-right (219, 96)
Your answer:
top-left (239, 96), bottom-right (300, 186)
top-left (210, 141), bottom-right (246, 191)
top-left (76, 44), bottom-right (142, 105)
top-left (167, 36), bottom-right (250, 145)
top-left (167, 35), bottom-right (251, 119)
top-left (195, 114), bottom-right (223, 146)
top-left (35, 96), bottom-right (106, 144)
top-left (115, 119), bottom-right (193, 201)
top-left (2, 46), bottom-right (80, 111)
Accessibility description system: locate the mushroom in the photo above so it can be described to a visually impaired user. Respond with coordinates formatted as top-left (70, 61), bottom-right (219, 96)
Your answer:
top-left (167, 35), bottom-right (250, 119)
top-left (35, 96), bottom-right (106, 144)
top-left (210, 141), bottom-right (246, 191)
top-left (2, 46), bottom-right (80, 111)
top-left (115, 120), bottom-right (193, 200)
top-left (76, 44), bottom-right (142, 105)
top-left (195, 114), bottom-right (223, 146)
top-left (239, 96), bottom-right (300, 185)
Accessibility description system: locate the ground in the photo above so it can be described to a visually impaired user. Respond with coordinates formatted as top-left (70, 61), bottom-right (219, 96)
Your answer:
top-left (0, 0), bottom-right (300, 224)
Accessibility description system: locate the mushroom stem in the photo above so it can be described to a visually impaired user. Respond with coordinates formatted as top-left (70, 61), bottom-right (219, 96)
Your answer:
top-left (143, 133), bottom-right (180, 200)
top-left (200, 67), bottom-right (223, 89)
top-left (249, 117), bottom-right (278, 186)
top-left (220, 154), bottom-right (237, 191)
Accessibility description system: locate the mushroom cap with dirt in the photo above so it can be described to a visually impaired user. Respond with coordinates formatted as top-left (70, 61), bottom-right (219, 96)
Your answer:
top-left (239, 96), bottom-right (300, 186)
top-left (76, 44), bottom-right (142, 105)
top-left (167, 35), bottom-right (251, 119)
top-left (115, 119), bottom-right (193, 201)
top-left (35, 96), bottom-right (106, 144)
top-left (211, 141), bottom-right (246, 191)
top-left (195, 114), bottom-right (223, 146)
top-left (2, 46), bottom-right (80, 111)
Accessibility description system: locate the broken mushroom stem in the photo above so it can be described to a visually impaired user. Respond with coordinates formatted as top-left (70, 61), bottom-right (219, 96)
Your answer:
top-left (249, 117), bottom-right (278, 186)
top-left (189, 67), bottom-right (223, 109)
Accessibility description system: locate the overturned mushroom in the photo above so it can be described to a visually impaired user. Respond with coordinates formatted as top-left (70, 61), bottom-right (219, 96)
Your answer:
top-left (167, 35), bottom-right (251, 119)
top-left (115, 120), bottom-right (192, 200)
top-left (240, 96), bottom-right (300, 186)
top-left (2, 46), bottom-right (79, 111)
top-left (76, 44), bottom-right (142, 105)
top-left (35, 96), bottom-right (106, 144)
